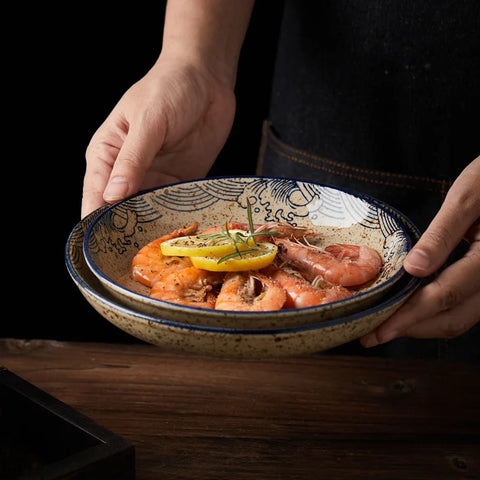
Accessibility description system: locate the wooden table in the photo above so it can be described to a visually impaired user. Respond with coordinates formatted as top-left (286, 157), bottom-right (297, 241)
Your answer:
top-left (1, 339), bottom-right (479, 479)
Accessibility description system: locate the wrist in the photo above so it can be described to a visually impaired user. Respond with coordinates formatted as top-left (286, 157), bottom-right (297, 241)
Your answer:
top-left (161, 0), bottom-right (254, 88)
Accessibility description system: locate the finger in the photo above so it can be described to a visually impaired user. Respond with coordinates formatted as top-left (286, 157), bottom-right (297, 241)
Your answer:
top-left (402, 291), bottom-right (480, 339)
top-left (103, 115), bottom-right (167, 204)
top-left (361, 246), bottom-right (480, 347)
top-left (404, 157), bottom-right (480, 277)
top-left (82, 134), bottom-right (121, 218)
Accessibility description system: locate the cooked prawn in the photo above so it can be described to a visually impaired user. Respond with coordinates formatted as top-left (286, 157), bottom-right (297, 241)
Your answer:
top-left (264, 266), bottom-right (353, 309)
top-left (132, 222), bottom-right (199, 287)
top-left (275, 238), bottom-right (382, 287)
top-left (150, 266), bottom-right (224, 308)
top-left (215, 271), bottom-right (286, 311)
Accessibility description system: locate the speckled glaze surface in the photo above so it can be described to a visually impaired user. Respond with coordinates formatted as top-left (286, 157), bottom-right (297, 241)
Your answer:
top-left (82, 177), bottom-right (419, 329)
top-left (67, 208), bottom-right (421, 358)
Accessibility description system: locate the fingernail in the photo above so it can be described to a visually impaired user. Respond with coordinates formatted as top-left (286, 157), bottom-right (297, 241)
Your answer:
top-left (379, 330), bottom-right (399, 344)
top-left (405, 248), bottom-right (430, 272)
top-left (362, 329), bottom-right (399, 348)
top-left (361, 333), bottom-right (379, 348)
top-left (104, 176), bottom-right (129, 202)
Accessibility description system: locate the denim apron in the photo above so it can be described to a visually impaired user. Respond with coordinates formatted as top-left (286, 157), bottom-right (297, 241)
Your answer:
top-left (257, 0), bottom-right (480, 361)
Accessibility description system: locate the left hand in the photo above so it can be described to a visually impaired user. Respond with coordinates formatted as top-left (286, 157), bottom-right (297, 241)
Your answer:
top-left (361, 156), bottom-right (480, 347)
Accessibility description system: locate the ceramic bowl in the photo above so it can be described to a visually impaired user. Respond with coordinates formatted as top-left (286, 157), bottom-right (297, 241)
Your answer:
top-left (66, 209), bottom-right (422, 359)
top-left (83, 176), bottom-right (417, 329)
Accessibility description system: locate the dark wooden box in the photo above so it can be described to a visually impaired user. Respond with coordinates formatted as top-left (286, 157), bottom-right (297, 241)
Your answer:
top-left (0, 367), bottom-right (135, 479)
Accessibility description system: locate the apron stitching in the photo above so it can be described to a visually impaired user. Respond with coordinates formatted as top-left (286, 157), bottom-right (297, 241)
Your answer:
top-left (268, 126), bottom-right (453, 188)
top-left (440, 178), bottom-right (450, 199)
top-left (269, 140), bottom-right (447, 193)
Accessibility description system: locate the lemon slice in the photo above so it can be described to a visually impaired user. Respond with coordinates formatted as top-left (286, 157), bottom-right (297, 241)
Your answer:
top-left (160, 230), bottom-right (254, 257)
top-left (190, 242), bottom-right (278, 272)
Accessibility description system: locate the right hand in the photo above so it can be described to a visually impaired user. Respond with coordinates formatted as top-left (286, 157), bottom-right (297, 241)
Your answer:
top-left (81, 54), bottom-right (236, 218)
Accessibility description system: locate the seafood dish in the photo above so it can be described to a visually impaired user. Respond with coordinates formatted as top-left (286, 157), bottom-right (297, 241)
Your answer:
top-left (131, 217), bottom-right (383, 312)
top-left (68, 197), bottom-right (421, 357)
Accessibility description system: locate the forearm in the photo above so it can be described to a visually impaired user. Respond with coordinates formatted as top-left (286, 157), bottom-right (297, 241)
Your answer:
top-left (161, 0), bottom-right (255, 87)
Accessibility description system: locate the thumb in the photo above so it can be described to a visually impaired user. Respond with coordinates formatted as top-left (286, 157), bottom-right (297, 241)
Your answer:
top-left (403, 224), bottom-right (457, 278)
top-left (103, 119), bottom-right (166, 203)
top-left (404, 158), bottom-right (480, 277)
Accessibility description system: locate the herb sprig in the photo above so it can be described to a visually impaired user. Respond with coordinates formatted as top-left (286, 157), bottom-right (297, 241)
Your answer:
top-left (197, 201), bottom-right (280, 264)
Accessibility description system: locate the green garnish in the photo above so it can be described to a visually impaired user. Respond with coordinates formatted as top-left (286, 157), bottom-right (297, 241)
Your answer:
top-left (198, 201), bottom-right (280, 264)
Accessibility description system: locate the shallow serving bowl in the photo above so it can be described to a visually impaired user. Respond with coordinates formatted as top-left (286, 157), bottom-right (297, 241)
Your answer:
top-left (82, 176), bottom-right (417, 329)
top-left (67, 209), bottom-right (422, 359)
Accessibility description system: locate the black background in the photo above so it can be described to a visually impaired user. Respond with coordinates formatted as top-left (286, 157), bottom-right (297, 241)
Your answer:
top-left (5, 2), bottom-right (283, 341)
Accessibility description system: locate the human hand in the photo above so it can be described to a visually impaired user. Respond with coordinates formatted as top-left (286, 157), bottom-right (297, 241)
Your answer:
top-left (361, 156), bottom-right (480, 347)
top-left (81, 55), bottom-right (236, 218)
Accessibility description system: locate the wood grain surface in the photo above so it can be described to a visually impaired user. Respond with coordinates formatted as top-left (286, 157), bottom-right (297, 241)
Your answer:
top-left (1, 339), bottom-right (479, 479)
